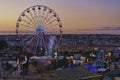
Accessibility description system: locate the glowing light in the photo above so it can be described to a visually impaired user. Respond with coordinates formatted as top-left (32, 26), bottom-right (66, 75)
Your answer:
top-left (85, 65), bottom-right (98, 73)
top-left (36, 27), bottom-right (44, 32)
top-left (41, 48), bottom-right (43, 51)
top-left (55, 52), bottom-right (57, 56)
top-left (108, 52), bottom-right (111, 57)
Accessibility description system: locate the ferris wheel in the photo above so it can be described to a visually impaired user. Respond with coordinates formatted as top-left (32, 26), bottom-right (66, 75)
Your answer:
top-left (16, 5), bottom-right (63, 56)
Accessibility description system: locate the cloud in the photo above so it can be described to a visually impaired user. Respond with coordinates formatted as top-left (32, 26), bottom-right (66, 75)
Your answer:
top-left (76, 29), bottom-right (97, 31)
top-left (97, 26), bottom-right (120, 30)
top-left (76, 26), bottom-right (120, 32)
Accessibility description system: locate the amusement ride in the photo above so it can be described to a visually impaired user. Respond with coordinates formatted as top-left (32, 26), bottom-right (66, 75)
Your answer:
top-left (16, 5), bottom-right (63, 56)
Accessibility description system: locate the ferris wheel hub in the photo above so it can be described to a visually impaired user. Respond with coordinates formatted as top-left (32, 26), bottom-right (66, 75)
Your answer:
top-left (36, 27), bottom-right (44, 32)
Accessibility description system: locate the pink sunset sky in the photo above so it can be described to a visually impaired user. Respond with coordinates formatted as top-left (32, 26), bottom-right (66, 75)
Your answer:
top-left (0, 0), bottom-right (120, 34)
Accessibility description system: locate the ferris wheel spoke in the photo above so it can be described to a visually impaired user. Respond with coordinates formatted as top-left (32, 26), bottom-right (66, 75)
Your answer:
top-left (40, 15), bottom-right (44, 23)
top-left (39, 36), bottom-right (42, 51)
top-left (41, 33), bottom-right (48, 50)
top-left (44, 33), bottom-right (51, 41)
top-left (22, 34), bottom-right (35, 43)
top-left (20, 18), bottom-right (34, 27)
top-left (38, 7), bottom-right (44, 21)
top-left (43, 15), bottom-right (53, 25)
top-left (40, 7), bottom-right (46, 23)
top-left (29, 11), bottom-right (37, 27)
top-left (28, 35), bottom-right (36, 53)
top-left (33, 9), bottom-right (39, 27)
top-left (37, 35), bottom-right (41, 51)
top-left (37, 8), bottom-right (42, 26)
top-left (33, 8), bottom-right (37, 19)
top-left (42, 11), bottom-right (50, 24)
top-left (25, 15), bottom-right (35, 26)
top-left (26, 33), bottom-right (38, 50)
top-left (35, 11), bottom-right (40, 27)
top-left (43, 33), bottom-right (50, 41)
top-left (41, 9), bottom-right (49, 24)
top-left (38, 33), bottom-right (42, 52)
top-left (32, 37), bottom-right (38, 53)
top-left (37, 15), bottom-right (45, 27)
top-left (37, 10), bottom-right (44, 26)
top-left (40, 33), bottom-right (43, 49)
top-left (37, 8), bottom-right (44, 24)
top-left (34, 33), bottom-right (40, 53)
top-left (40, 33), bottom-right (45, 50)
top-left (18, 23), bottom-right (35, 29)
top-left (28, 41), bottom-right (35, 53)
top-left (25, 35), bottom-right (36, 46)
top-left (44, 19), bottom-right (57, 26)
top-left (33, 33), bottom-right (40, 54)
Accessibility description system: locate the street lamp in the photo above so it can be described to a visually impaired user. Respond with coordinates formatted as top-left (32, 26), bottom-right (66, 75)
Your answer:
top-left (54, 52), bottom-right (58, 59)
top-left (108, 52), bottom-right (111, 57)
top-left (40, 47), bottom-right (43, 51)
top-left (108, 52), bottom-right (112, 71)
top-left (117, 47), bottom-right (120, 50)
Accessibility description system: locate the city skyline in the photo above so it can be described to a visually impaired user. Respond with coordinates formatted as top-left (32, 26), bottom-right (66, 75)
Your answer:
top-left (0, 0), bottom-right (120, 34)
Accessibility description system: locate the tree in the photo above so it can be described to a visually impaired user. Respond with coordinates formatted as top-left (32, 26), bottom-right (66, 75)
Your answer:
top-left (0, 40), bottom-right (8, 50)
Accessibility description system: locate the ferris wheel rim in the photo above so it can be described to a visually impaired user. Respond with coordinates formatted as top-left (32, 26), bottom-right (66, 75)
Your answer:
top-left (16, 5), bottom-right (63, 54)
top-left (16, 5), bottom-right (63, 35)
